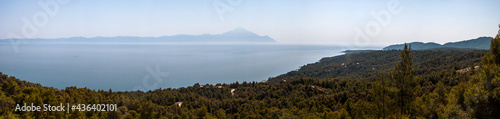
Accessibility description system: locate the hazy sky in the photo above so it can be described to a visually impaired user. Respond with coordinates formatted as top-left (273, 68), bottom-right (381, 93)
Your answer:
top-left (0, 0), bottom-right (499, 45)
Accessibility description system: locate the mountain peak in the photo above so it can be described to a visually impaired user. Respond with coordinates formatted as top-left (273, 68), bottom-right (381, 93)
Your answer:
top-left (223, 27), bottom-right (254, 35)
top-left (218, 27), bottom-right (275, 42)
top-left (233, 27), bottom-right (248, 32)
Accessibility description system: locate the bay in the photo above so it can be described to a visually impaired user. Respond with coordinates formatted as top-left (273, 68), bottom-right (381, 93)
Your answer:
top-left (0, 42), bottom-right (375, 91)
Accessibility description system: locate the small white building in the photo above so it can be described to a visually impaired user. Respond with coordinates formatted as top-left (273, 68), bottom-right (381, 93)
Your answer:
top-left (174, 102), bottom-right (183, 107)
top-left (231, 89), bottom-right (236, 96)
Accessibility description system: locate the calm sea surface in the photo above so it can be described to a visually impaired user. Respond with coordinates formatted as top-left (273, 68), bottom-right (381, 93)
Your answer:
top-left (0, 42), bottom-right (377, 91)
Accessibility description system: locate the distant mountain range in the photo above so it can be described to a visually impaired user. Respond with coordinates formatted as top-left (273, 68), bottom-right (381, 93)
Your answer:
top-left (383, 37), bottom-right (493, 50)
top-left (0, 27), bottom-right (276, 43)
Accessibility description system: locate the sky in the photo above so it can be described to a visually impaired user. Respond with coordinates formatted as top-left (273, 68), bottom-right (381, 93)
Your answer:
top-left (0, 0), bottom-right (499, 46)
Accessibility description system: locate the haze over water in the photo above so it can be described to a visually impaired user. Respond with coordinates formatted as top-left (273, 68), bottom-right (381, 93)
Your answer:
top-left (0, 42), bottom-right (376, 91)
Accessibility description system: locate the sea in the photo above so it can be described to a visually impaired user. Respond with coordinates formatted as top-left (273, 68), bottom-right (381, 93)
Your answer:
top-left (0, 41), bottom-right (379, 91)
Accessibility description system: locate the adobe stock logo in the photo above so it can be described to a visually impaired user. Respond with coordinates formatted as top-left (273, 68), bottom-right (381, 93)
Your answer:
top-left (7, 0), bottom-right (71, 53)
top-left (353, 0), bottom-right (404, 47)
top-left (132, 65), bottom-right (169, 92)
top-left (213, 0), bottom-right (243, 21)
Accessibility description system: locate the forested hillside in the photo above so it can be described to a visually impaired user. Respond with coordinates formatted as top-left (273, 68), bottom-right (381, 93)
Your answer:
top-left (0, 72), bottom-right (370, 118)
top-left (383, 37), bottom-right (493, 50)
top-left (1, 31), bottom-right (499, 118)
top-left (269, 48), bottom-right (487, 83)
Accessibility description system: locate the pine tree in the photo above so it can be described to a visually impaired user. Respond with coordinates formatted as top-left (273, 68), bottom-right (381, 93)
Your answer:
top-left (389, 44), bottom-right (416, 115)
top-left (464, 25), bottom-right (500, 118)
top-left (492, 25), bottom-right (500, 65)
top-left (370, 73), bottom-right (391, 118)
top-left (480, 25), bottom-right (500, 91)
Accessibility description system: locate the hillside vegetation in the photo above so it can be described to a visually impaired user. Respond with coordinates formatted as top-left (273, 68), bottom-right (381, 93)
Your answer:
top-left (1, 30), bottom-right (499, 118)
top-left (269, 48), bottom-right (486, 83)
top-left (383, 37), bottom-right (493, 50)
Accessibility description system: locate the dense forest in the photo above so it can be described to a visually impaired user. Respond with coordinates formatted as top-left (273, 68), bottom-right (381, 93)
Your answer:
top-left (1, 30), bottom-right (499, 118)
top-left (382, 37), bottom-right (492, 50)
top-left (269, 47), bottom-right (486, 83)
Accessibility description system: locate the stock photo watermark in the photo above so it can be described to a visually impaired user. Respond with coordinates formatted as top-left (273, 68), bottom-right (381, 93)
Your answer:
top-left (132, 64), bottom-right (169, 92)
top-left (353, 0), bottom-right (404, 47)
top-left (7, 0), bottom-right (71, 53)
top-left (213, 0), bottom-right (243, 21)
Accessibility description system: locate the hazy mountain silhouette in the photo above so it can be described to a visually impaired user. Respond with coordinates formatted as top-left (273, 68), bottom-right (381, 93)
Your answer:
top-left (162, 27), bottom-right (275, 42)
top-left (1, 27), bottom-right (276, 43)
top-left (383, 37), bottom-right (493, 50)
